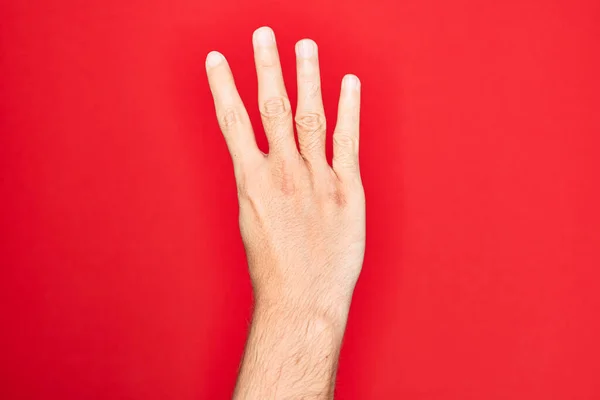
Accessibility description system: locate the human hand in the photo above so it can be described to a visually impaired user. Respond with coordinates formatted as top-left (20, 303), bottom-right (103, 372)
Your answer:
top-left (206, 26), bottom-right (365, 326)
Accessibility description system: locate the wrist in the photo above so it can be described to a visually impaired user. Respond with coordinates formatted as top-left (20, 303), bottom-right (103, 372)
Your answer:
top-left (252, 294), bottom-right (350, 344)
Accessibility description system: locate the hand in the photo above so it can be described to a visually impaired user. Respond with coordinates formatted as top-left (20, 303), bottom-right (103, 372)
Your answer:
top-left (206, 26), bottom-right (365, 325)
top-left (206, 26), bottom-right (365, 399)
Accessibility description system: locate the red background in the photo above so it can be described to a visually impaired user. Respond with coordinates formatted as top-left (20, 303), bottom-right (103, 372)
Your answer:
top-left (1, 0), bottom-right (599, 398)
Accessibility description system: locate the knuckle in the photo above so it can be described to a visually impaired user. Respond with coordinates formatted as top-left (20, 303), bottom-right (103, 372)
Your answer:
top-left (301, 82), bottom-right (321, 101)
top-left (219, 107), bottom-right (239, 131)
top-left (257, 55), bottom-right (279, 69)
top-left (333, 132), bottom-right (358, 151)
top-left (307, 82), bottom-right (321, 99)
top-left (333, 134), bottom-right (360, 173)
top-left (261, 97), bottom-right (291, 118)
top-left (295, 112), bottom-right (325, 135)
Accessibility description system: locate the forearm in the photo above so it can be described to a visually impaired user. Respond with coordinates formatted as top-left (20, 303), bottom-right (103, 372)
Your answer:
top-left (233, 300), bottom-right (349, 400)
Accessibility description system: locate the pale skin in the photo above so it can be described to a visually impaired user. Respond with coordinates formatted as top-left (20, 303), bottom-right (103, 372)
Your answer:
top-left (205, 26), bottom-right (365, 399)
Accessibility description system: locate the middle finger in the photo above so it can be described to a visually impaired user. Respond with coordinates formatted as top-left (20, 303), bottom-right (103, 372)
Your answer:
top-left (252, 26), bottom-right (296, 156)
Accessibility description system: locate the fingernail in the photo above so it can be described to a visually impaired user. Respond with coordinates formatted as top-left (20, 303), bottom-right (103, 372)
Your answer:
top-left (253, 27), bottom-right (275, 46)
top-left (343, 75), bottom-right (360, 91)
top-left (296, 39), bottom-right (314, 58)
top-left (206, 51), bottom-right (224, 68)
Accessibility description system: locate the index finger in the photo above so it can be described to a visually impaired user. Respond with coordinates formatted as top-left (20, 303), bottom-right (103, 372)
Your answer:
top-left (206, 51), bottom-right (263, 170)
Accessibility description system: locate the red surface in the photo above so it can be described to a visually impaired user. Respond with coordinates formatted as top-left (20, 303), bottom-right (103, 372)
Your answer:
top-left (1, 0), bottom-right (599, 398)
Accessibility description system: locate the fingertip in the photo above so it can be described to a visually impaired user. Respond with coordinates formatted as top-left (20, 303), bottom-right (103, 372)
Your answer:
top-left (342, 74), bottom-right (361, 91)
top-left (295, 38), bottom-right (317, 59)
top-left (206, 51), bottom-right (225, 69)
top-left (253, 26), bottom-right (275, 46)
